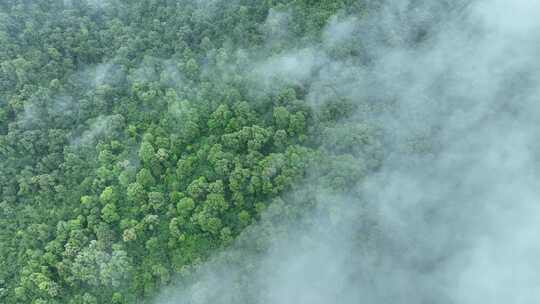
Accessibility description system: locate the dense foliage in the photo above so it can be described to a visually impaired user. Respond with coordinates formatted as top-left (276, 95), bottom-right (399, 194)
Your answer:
top-left (0, 0), bottom-right (383, 303)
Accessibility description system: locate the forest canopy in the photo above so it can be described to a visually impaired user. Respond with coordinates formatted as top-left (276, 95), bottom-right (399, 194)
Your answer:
top-left (0, 0), bottom-right (382, 303)
top-left (4, 0), bottom-right (538, 303)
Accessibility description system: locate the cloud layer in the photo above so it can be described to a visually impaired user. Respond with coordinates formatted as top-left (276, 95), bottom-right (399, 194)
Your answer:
top-left (155, 1), bottom-right (540, 303)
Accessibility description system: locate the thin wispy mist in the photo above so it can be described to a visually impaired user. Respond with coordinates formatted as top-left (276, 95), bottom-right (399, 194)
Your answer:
top-left (154, 0), bottom-right (540, 303)
top-left (71, 114), bottom-right (124, 147)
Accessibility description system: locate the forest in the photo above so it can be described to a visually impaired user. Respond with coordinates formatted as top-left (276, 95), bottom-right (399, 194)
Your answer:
top-left (3, 0), bottom-right (537, 303)
top-left (0, 0), bottom-right (384, 303)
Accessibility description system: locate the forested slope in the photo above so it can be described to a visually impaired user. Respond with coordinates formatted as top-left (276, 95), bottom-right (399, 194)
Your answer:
top-left (0, 1), bottom-right (383, 303)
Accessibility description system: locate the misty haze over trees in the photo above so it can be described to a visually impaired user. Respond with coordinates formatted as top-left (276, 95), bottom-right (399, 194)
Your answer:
top-left (2, 0), bottom-right (540, 303)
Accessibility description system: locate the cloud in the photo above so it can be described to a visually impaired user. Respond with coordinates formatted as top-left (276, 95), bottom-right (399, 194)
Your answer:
top-left (262, 8), bottom-right (292, 47)
top-left (71, 114), bottom-right (124, 147)
top-left (154, 0), bottom-right (540, 303)
top-left (251, 48), bottom-right (326, 88)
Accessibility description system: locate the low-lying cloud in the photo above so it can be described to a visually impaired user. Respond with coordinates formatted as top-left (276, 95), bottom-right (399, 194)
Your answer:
top-left (155, 0), bottom-right (540, 303)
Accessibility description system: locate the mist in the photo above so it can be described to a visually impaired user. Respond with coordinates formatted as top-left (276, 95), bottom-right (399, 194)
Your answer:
top-left (154, 0), bottom-right (540, 303)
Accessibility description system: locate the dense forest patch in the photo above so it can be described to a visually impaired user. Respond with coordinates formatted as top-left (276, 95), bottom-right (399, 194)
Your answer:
top-left (0, 1), bottom-right (384, 303)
